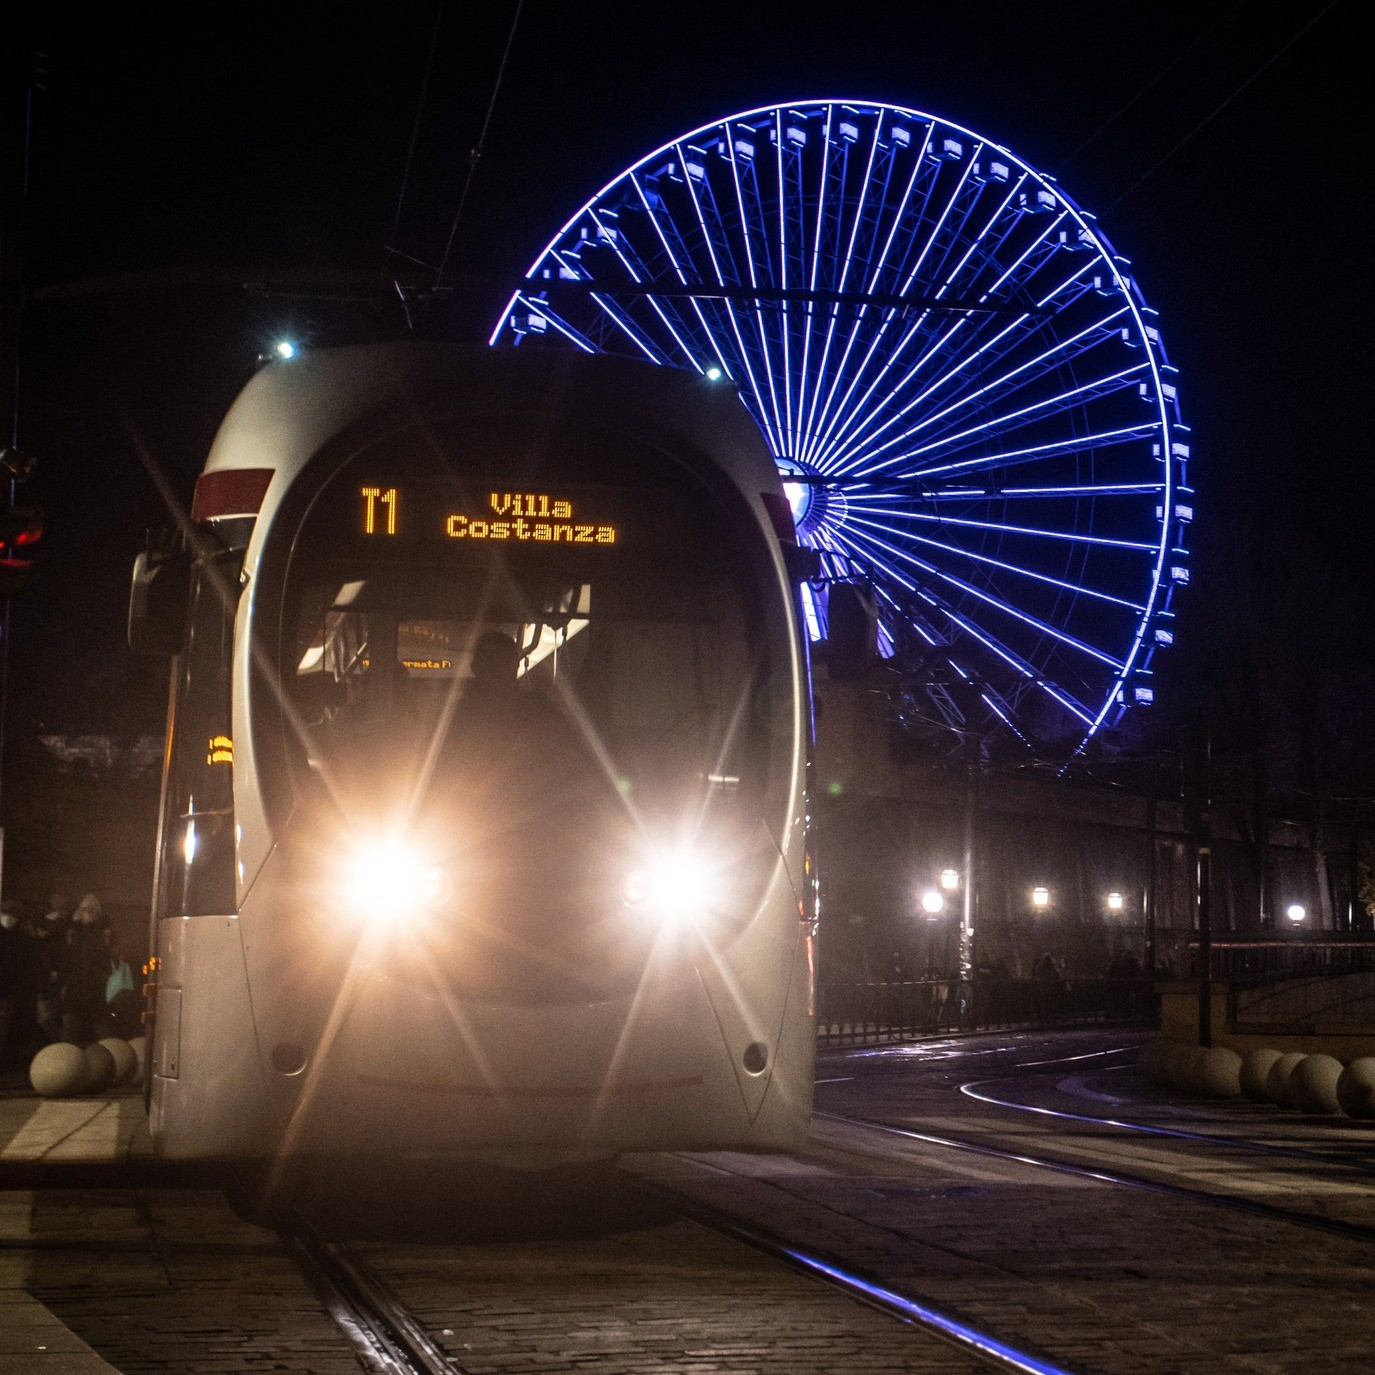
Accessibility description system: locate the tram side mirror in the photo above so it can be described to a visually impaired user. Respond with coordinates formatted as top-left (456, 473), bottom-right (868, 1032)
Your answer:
top-left (826, 581), bottom-right (878, 681)
top-left (127, 537), bottom-right (190, 656)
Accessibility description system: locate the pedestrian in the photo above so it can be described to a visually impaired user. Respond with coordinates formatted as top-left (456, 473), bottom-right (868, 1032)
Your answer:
top-left (0, 905), bottom-right (34, 1067)
top-left (33, 893), bottom-right (70, 1042)
top-left (59, 893), bottom-right (113, 1045)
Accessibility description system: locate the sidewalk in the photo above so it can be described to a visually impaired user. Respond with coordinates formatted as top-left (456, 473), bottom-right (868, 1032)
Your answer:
top-left (0, 1082), bottom-right (151, 1373)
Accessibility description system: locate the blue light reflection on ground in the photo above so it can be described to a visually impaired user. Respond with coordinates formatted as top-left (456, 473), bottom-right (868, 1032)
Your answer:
top-left (782, 1248), bottom-right (1080, 1375)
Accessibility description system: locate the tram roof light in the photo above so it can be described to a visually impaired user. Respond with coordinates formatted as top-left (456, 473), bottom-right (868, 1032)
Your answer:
top-left (920, 889), bottom-right (944, 915)
top-left (1286, 903), bottom-right (1306, 924)
top-left (939, 868), bottom-right (960, 891)
top-left (274, 340), bottom-right (298, 360)
top-left (1031, 886), bottom-right (1051, 909)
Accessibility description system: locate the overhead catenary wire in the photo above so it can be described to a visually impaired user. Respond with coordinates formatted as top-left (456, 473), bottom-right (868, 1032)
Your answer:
top-left (433, 0), bottom-right (524, 292)
top-left (1106, 0), bottom-right (1343, 211)
top-left (1052, 0), bottom-right (1247, 176)
top-left (385, 0), bottom-right (448, 280)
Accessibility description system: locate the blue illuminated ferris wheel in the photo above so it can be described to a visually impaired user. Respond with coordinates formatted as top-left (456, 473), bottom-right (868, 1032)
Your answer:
top-left (491, 100), bottom-right (1192, 756)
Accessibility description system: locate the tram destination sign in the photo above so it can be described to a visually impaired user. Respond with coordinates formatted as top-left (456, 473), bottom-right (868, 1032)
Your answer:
top-left (354, 484), bottom-right (622, 548)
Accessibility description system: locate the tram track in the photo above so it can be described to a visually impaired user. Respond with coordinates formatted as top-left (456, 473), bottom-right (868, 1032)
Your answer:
top-left (814, 1036), bottom-right (1375, 1242)
top-left (286, 1176), bottom-right (1082, 1375)
top-left (958, 1047), bottom-right (1375, 1173)
top-left (637, 1174), bottom-right (1086, 1375)
top-left (282, 1207), bottom-right (462, 1375)
top-left (814, 1109), bottom-right (1375, 1243)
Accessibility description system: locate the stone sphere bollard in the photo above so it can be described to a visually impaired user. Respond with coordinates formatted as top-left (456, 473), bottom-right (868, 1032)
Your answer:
top-left (1290, 1054), bottom-right (1344, 1114)
top-left (1336, 1059), bottom-right (1375, 1120)
top-left (1240, 1048), bottom-right (1283, 1102)
top-left (29, 1043), bottom-right (89, 1098)
top-left (82, 1042), bottom-right (117, 1094)
top-left (1265, 1052), bottom-right (1307, 1108)
top-left (98, 1037), bottom-right (139, 1087)
top-left (1194, 1046), bottom-right (1243, 1098)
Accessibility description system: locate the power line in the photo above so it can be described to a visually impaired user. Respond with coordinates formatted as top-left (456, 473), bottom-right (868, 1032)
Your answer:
top-left (1107, 0), bottom-right (1343, 212)
top-left (1053, 0), bottom-right (1247, 176)
top-left (385, 0), bottom-right (447, 276)
top-left (434, 0), bottom-right (524, 291)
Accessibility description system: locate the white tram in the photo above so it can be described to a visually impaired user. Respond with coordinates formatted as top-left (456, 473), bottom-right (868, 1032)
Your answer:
top-left (131, 344), bottom-right (817, 1165)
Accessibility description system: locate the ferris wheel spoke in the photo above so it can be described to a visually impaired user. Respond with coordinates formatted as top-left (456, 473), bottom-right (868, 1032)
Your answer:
top-left (806, 142), bottom-right (978, 463)
top-left (805, 183), bottom-right (1050, 468)
top-left (675, 151), bottom-right (784, 451)
top-left (576, 220), bottom-right (710, 373)
top-left (842, 511), bottom-right (1148, 611)
top-left (878, 420), bottom-right (1162, 482)
top-left (854, 360), bottom-right (1150, 478)
top-left (805, 152), bottom-right (1013, 469)
top-left (628, 174), bottom-right (742, 380)
top-left (795, 107), bottom-right (857, 459)
top-left (839, 522), bottom-right (1127, 671)
top-left (843, 535), bottom-right (1096, 725)
top-left (823, 257), bottom-right (1103, 472)
top-left (794, 116), bottom-right (891, 459)
top-left (722, 138), bottom-right (792, 455)
top-left (855, 504), bottom-right (1157, 552)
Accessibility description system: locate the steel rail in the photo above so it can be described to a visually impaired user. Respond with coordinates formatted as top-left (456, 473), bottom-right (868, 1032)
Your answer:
top-left (814, 1110), bottom-right (1375, 1244)
top-left (634, 1172), bottom-right (1093, 1375)
top-left (283, 1207), bottom-right (463, 1375)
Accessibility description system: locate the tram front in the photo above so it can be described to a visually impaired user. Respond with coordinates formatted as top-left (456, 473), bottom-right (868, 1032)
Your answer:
top-left (148, 346), bottom-right (814, 1164)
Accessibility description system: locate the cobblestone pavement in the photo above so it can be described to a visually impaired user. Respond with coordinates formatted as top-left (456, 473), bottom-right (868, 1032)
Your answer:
top-left (624, 1028), bottom-right (1375, 1375)
top-left (5, 1188), bottom-right (360, 1374)
top-left (355, 1216), bottom-right (1007, 1375)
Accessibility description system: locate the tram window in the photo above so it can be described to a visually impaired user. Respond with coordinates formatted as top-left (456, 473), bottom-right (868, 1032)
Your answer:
top-left (159, 551), bottom-right (239, 918)
top-left (283, 561), bottom-right (763, 824)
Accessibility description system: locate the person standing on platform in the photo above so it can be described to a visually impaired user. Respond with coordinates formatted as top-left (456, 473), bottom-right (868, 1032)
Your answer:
top-left (59, 893), bottom-right (113, 1045)
top-left (33, 894), bottom-right (70, 1042)
top-left (0, 907), bottom-right (33, 1066)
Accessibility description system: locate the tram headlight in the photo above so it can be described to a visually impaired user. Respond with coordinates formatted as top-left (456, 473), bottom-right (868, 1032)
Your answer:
top-left (620, 848), bottom-right (717, 926)
top-left (345, 838), bottom-right (451, 923)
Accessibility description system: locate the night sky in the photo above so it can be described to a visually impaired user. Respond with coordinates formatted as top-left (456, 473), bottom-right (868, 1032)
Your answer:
top-left (4, 1), bottom-right (1367, 764)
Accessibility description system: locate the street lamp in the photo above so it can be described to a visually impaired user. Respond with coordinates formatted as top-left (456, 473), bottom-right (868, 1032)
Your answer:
top-left (920, 889), bottom-right (945, 916)
top-left (939, 867), bottom-right (960, 891)
top-left (1031, 885), bottom-right (1050, 909)
top-left (1286, 903), bottom-right (1306, 925)
top-left (1106, 891), bottom-right (1124, 912)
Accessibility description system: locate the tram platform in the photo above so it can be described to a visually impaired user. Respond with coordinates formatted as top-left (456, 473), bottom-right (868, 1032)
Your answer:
top-left (0, 1080), bottom-right (143, 1373)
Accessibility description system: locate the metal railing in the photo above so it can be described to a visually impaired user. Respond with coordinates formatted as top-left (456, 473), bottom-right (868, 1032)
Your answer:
top-left (1187, 939), bottom-right (1375, 1031)
top-left (817, 975), bottom-right (1155, 1046)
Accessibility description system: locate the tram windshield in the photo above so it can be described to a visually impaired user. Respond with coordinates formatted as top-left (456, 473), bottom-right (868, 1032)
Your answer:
top-left (274, 453), bottom-right (789, 845)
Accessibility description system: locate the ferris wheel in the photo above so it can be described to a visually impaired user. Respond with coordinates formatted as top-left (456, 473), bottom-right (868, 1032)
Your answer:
top-left (490, 99), bottom-right (1191, 757)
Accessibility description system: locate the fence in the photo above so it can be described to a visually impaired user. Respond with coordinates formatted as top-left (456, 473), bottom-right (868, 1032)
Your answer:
top-left (1187, 939), bottom-right (1375, 1031)
top-left (817, 975), bottom-right (1155, 1046)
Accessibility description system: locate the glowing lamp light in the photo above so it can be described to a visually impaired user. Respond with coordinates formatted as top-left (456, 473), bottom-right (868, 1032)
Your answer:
top-left (1286, 903), bottom-right (1306, 925)
top-left (621, 847), bottom-right (718, 926)
top-left (704, 364), bottom-right (724, 381)
top-left (1107, 891), bottom-right (1124, 912)
top-left (920, 889), bottom-right (944, 915)
top-left (939, 868), bottom-right (960, 891)
top-left (346, 838), bottom-right (450, 924)
top-left (1031, 886), bottom-right (1050, 909)
top-left (274, 340), bottom-right (298, 360)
